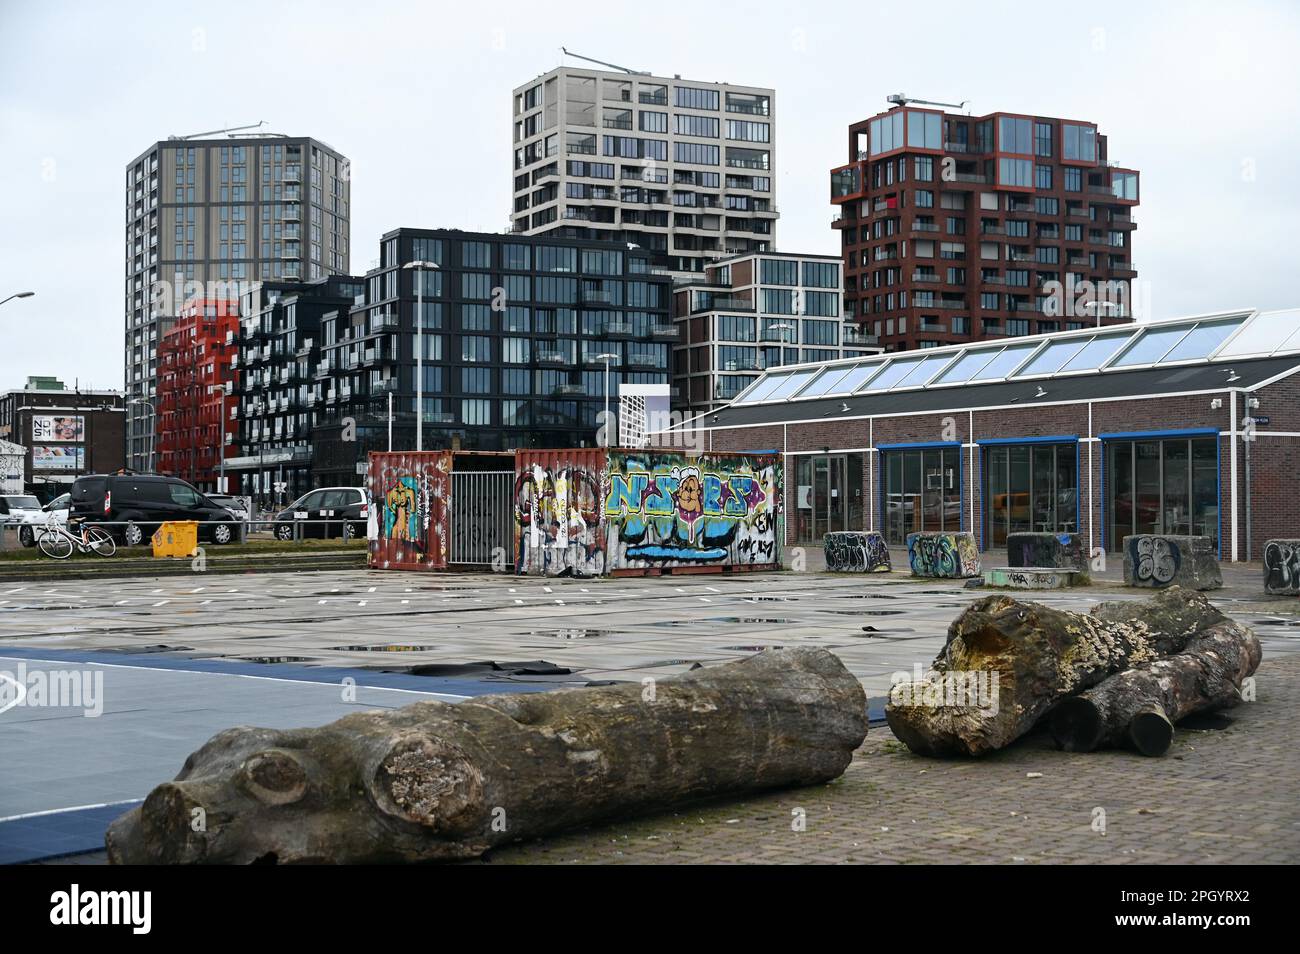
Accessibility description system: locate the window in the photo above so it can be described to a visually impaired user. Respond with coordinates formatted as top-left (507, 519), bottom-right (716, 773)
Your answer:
top-left (869, 111), bottom-right (906, 155)
top-left (883, 447), bottom-right (961, 544)
top-left (1063, 124), bottom-right (1096, 162)
top-left (914, 156), bottom-right (933, 181)
top-left (461, 336), bottom-right (491, 363)
top-left (676, 114), bottom-right (720, 138)
top-left (762, 288), bottom-right (796, 314)
top-left (1034, 196), bottom-right (1059, 216)
top-left (1107, 437), bottom-right (1218, 551)
top-left (802, 261), bottom-right (839, 288)
top-left (503, 244), bottom-right (531, 270)
top-left (999, 158), bottom-right (1033, 188)
top-left (726, 119), bottom-right (770, 142)
top-left (998, 117), bottom-right (1033, 154)
top-left (1035, 164), bottom-right (1053, 189)
top-left (462, 399), bottom-right (492, 426)
top-left (916, 189), bottom-right (934, 208)
top-left (461, 272), bottom-right (492, 300)
top-left (461, 366), bottom-right (491, 392)
top-left (640, 111), bottom-right (667, 133)
top-left (1034, 121), bottom-right (1053, 157)
top-left (761, 258), bottom-right (798, 285)
top-left (675, 86), bottom-right (719, 110)
top-left (906, 111), bottom-right (942, 149)
top-left (717, 314), bottom-right (756, 341)
top-left (674, 142), bottom-right (720, 165)
top-left (986, 442), bottom-right (1077, 546)
top-left (537, 245), bottom-right (577, 272)
top-left (462, 241), bottom-right (491, 268)
top-left (1064, 167), bottom-right (1082, 192)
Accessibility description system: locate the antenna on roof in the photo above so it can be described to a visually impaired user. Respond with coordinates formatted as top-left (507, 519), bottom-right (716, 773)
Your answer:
top-left (886, 93), bottom-right (969, 110)
top-left (561, 47), bottom-right (650, 75)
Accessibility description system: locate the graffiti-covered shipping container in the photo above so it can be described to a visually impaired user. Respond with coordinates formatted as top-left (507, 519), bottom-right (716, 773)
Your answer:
top-left (367, 451), bottom-right (452, 570)
top-left (514, 447), bottom-right (609, 577)
top-left (514, 448), bottom-right (782, 577)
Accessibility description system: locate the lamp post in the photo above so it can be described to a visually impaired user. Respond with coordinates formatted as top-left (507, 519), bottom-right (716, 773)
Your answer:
top-left (1084, 300), bottom-right (1118, 328)
top-left (401, 260), bottom-right (440, 452)
top-left (0, 291), bottom-right (35, 307)
top-left (129, 398), bottom-right (155, 473)
top-left (216, 381), bottom-right (231, 494)
top-left (593, 353), bottom-right (619, 447)
top-left (769, 321), bottom-right (796, 368)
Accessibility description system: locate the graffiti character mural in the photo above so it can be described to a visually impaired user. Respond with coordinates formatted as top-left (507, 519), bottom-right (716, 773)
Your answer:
top-left (366, 451), bottom-right (451, 570)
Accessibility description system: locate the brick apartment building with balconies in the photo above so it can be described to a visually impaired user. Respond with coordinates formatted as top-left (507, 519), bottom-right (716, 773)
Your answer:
top-left (830, 104), bottom-right (1139, 352)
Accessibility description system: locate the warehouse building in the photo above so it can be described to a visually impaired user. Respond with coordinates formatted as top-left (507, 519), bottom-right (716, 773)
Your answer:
top-left (660, 308), bottom-right (1300, 562)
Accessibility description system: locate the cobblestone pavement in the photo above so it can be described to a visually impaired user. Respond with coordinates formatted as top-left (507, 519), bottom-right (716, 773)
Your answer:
top-left (475, 654), bottom-right (1300, 865)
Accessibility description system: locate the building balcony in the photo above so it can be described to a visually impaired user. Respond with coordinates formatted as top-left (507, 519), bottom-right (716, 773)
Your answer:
top-left (602, 321), bottom-right (633, 336)
top-left (911, 222), bottom-right (939, 233)
top-left (651, 323), bottom-right (680, 340)
top-left (626, 354), bottom-right (661, 369)
top-left (912, 272), bottom-right (941, 283)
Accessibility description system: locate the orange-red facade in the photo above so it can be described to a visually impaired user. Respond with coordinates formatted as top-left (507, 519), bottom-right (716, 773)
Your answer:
top-left (155, 298), bottom-right (240, 490)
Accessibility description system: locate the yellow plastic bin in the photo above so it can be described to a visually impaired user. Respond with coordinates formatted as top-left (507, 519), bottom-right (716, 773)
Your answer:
top-left (151, 521), bottom-right (199, 558)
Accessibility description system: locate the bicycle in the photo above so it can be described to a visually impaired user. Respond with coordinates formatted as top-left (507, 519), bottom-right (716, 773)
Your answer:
top-left (37, 517), bottom-right (117, 559)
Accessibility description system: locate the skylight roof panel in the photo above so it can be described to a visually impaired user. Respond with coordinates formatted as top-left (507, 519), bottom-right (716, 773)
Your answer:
top-left (1219, 310), bottom-right (1300, 358)
top-left (1111, 325), bottom-right (1193, 367)
top-left (1161, 316), bottom-right (1250, 363)
top-left (737, 373), bottom-right (789, 404)
top-left (932, 346), bottom-right (1002, 384)
top-left (1059, 331), bottom-right (1131, 372)
top-left (1016, 337), bottom-right (1091, 377)
top-left (969, 341), bottom-right (1040, 380)
top-left (892, 351), bottom-right (957, 389)
top-left (859, 355), bottom-right (925, 391)
top-left (762, 368), bottom-right (820, 401)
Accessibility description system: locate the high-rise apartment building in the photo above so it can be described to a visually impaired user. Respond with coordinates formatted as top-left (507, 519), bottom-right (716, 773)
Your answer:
top-left (830, 104), bottom-right (1138, 352)
top-left (672, 251), bottom-right (880, 416)
top-left (511, 66), bottom-right (776, 280)
top-left (124, 133), bottom-right (351, 471)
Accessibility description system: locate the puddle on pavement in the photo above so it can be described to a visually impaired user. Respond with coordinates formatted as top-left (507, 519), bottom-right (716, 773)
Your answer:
top-left (651, 617), bottom-right (793, 626)
top-left (718, 645), bottom-right (784, 651)
top-left (744, 596), bottom-right (796, 603)
top-left (235, 656), bottom-right (315, 664)
top-left (327, 644), bottom-right (437, 652)
top-left (523, 629), bottom-right (616, 640)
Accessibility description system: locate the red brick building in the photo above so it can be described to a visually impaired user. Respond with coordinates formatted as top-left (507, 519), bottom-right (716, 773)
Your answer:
top-left (662, 309), bottom-right (1300, 563)
top-left (831, 102), bottom-right (1139, 352)
top-left (155, 298), bottom-right (239, 491)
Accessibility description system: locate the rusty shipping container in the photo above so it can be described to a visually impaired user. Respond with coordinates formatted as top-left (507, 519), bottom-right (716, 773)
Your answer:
top-left (367, 451), bottom-right (452, 570)
top-left (514, 447), bottom-right (609, 577)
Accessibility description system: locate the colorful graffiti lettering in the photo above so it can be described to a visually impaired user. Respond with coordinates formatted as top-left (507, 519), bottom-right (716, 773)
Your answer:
top-left (907, 532), bottom-right (980, 578)
top-left (604, 453), bottom-right (779, 568)
top-left (514, 460), bottom-right (605, 577)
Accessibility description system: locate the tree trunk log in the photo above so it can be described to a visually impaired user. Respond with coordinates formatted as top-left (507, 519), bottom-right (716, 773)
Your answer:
top-left (886, 588), bottom-right (1224, 757)
top-left (1050, 618), bottom-right (1261, 756)
top-left (105, 648), bottom-right (867, 864)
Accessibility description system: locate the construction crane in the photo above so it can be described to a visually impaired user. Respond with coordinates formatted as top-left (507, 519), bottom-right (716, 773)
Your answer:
top-left (168, 121), bottom-right (285, 141)
top-left (560, 47), bottom-right (649, 75)
top-left (886, 93), bottom-right (969, 111)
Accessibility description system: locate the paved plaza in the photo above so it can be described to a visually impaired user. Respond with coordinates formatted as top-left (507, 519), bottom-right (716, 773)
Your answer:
top-left (1, 561), bottom-right (1297, 863)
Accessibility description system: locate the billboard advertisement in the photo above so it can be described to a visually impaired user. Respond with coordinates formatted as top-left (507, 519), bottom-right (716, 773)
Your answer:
top-left (33, 446), bottom-right (84, 471)
top-left (32, 415), bottom-right (84, 443)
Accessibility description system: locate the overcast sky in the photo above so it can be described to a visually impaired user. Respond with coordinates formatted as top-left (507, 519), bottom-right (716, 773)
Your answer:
top-left (1, 0), bottom-right (1297, 392)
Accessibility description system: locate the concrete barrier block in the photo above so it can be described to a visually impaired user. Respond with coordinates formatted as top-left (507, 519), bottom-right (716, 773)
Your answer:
top-left (906, 531), bottom-right (981, 579)
top-left (1263, 539), bottom-right (1300, 595)
top-left (823, 531), bottom-right (891, 573)
top-left (1006, 532), bottom-right (1086, 571)
top-left (1122, 534), bottom-right (1222, 590)
top-left (985, 566), bottom-right (1082, 589)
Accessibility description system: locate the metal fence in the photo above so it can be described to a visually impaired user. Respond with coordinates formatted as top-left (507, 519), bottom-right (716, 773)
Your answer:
top-left (450, 471), bottom-right (514, 565)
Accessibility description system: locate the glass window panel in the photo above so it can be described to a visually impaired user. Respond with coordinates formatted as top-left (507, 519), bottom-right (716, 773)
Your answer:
top-left (892, 352), bottom-right (956, 388)
top-left (795, 364), bottom-right (857, 398)
top-left (1162, 318), bottom-right (1249, 362)
top-left (969, 342), bottom-right (1040, 380)
top-left (933, 346), bottom-right (1002, 384)
top-left (1161, 439), bottom-right (1191, 535)
top-left (763, 368), bottom-right (820, 400)
top-left (1206, 311), bottom-right (1296, 358)
top-left (1191, 438), bottom-right (1219, 545)
top-left (835, 360), bottom-right (889, 393)
top-left (862, 356), bottom-right (926, 391)
top-left (1017, 338), bottom-right (1090, 376)
top-left (1112, 326), bottom-right (1194, 366)
top-left (736, 373), bottom-right (788, 403)
top-left (1060, 332), bottom-right (1130, 372)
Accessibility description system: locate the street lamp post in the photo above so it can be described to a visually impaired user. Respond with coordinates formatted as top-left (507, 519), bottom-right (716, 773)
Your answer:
top-left (129, 398), bottom-right (155, 473)
top-left (0, 291), bottom-right (35, 308)
top-left (401, 260), bottom-right (440, 452)
top-left (769, 321), bottom-right (796, 368)
top-left (594, 353), bottom-right (618, 447)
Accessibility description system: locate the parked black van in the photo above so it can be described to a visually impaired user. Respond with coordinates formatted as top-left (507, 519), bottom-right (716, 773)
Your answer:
top-left (70, 474), bottom-right (241, 545)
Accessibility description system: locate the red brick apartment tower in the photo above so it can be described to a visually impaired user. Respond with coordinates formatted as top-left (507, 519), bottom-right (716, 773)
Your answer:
top-left (830, 103), bottom-right (1139, 351)
top-left (155, 298), bottom-right (240, 490)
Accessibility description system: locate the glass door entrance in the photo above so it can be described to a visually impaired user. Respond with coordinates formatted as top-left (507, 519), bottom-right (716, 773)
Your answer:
top-left (795, 455), bottom-right (862, 543)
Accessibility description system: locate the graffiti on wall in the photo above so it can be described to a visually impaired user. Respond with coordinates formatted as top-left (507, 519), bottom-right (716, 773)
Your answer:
top-left (367, 452), bottom-right (451, 570)
top-left (604, 452), bottom-right (779, 569)
top-left (1263, 539), bottom-right (1300, 594)
top-left (1129, 535), bottom-right (1179, 585)
top-left (514, 461), bottom-right (605, 577)
top-left (824, 531), bottom-right (891, 573)
top-left (907, 531), bottom-right (981, 578)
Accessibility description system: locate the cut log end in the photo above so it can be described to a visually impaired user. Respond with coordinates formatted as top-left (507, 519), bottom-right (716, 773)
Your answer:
top-left (1127, 709), bottom-right (1174, 757)
top-left (1049, 697), bottom-right (1105, 752)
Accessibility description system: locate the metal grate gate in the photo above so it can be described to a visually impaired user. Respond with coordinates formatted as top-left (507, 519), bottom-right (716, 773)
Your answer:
top-left (450, 471), bottom-right (515, 565)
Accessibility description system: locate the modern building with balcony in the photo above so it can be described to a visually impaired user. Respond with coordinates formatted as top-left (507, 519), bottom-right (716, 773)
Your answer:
top-left (672, 251), bottom-right (881, 416)
top-left (830, 103), bottom-right (1139, 352)
top-left (511, 65), bottom-right (777, 280)
top-left (125, 132), bottom-right (351, 472)
top-left (155, 297), bottom-right (240, 492)
top-left (308, 227), bottom-right (675, 486)
top-left (227, 274), bottom-right (365, 505)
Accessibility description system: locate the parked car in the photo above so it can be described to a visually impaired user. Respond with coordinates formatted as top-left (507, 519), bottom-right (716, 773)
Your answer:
top-left (206, 494), bottom-right (250, 523)
top-left (69, 474), bottom-right (240, 545)
top-left (16, 493), bottom-right (70, 547)
top-left (0, 494), bottom-right (48, 545)
top-left (273, 487), bottom-right (370, 541)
